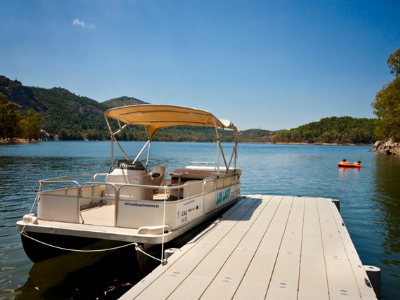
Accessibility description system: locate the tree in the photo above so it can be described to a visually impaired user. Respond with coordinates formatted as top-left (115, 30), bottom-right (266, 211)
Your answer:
top-left (19, 109), bottom-right (41, 143)
top-left (59, 129), bottom-right (69, 140)
top-left (371, 77), bottom-right (400, 142)
top-left (0, 92), bottom-right (21, 140)
top-left (372, 48), bottom-right (400, 142)
top-left (387, 48), bottom-right (400, 78)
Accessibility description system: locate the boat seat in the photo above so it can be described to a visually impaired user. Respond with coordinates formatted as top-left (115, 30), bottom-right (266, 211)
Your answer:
top-left (151, 166), bottom-right (165, 186)
top-left (170, 169), bottom-right (216, 182)
top-left (170, 168), bottom-right (240, 183)
top-left (182, 178), bottom-right (215, 198)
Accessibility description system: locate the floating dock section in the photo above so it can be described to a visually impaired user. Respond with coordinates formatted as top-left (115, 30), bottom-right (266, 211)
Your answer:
top-left (121, 195), bottom-right (378, 299)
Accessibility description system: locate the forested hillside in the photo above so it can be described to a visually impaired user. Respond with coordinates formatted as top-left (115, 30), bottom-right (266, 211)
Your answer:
top-left (31, 87), bottom-right (110, 140)
top-left (1, 75), bottom-right (277, 142)
top-left (103, 96), bottom-right (147, 108)
top-left (272, 117), bottom-right (376, 144)
top-left (1, 75), bottom-right (377, 144)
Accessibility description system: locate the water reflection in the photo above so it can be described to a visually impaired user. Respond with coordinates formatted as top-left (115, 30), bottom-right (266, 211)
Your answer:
top-left (337, 167), bottom-right (362, 194)
top-left (15, 243), bottom-right (142, 300)
top-left (338, 167), bottom-right (362, 179)
top-left (372, 155), bottom-right (400, 269)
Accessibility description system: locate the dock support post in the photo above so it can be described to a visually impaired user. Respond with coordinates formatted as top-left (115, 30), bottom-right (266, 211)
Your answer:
top-left (164, 248), bottom-right (178, 259)
top-left (364, 265), bottom-right (381, 300)
top-left (332, 199), bottom-right (340, 212)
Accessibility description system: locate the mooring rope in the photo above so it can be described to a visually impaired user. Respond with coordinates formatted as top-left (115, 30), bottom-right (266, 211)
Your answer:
top-left (20, 183), bottom-right (42, 233)
top-left (20, 232), bottom-right (136, 252)
top-left (20, 231), bottom-right (166, 263)
top-left (134, 243), bottom-right (166, 264)
top-left (160, 186), bottom-right (167, 265)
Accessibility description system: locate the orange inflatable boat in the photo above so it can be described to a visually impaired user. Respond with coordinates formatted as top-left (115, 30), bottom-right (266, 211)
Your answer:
top-left (338, 159), bottom-right (362, 168)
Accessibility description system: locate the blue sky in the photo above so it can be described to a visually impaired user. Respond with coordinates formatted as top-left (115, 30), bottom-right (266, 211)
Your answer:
top-left (1, 0), bottom-right (399, 130)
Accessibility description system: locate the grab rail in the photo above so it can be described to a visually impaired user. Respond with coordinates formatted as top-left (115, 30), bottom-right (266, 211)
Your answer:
top-left (41, 174), bottom-right (95, 192)
top-left (94, 173), bottom-right (108, 181)
top-left (187, 162), bottom-right (217, 166)
top-left (41, 174), bottom-right (95, 182)
top-left (40, 180), bottom-right (80, 195)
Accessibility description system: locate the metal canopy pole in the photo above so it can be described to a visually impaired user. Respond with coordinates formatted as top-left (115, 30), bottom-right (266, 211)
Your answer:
top-left (132, 140), bottom-right (150, 165)
top-left (113, 136), bottom-right (131, 163)
top-left (213, 118), bottom-right (220, 176)
top-left (228, 141), bottom-right (238, 170)
top-left (145, 128), bottom-right (152, 170)
top-left (105, 115), bottom-right (115, 168)
top-left (219, 139), bottom-right (228, 171)
top-left (105, 114), bottom-right (131, 164)
top-left (235, 141), bottom-right (238, 169)
top-left (213, 119), bottom-right (229, 174)
top-left (146, 140), bottom-right (152, 170)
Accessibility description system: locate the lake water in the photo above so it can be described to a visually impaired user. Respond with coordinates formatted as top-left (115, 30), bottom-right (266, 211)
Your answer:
top-left (0, 141), bottom-right (399, 299)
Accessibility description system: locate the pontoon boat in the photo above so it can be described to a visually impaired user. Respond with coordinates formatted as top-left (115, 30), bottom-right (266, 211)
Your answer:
top-left (16, 105), bottom-right (242, 262)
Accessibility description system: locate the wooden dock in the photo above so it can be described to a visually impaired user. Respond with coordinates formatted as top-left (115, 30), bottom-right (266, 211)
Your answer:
top-left (120, 195), bottom-right (377, 300)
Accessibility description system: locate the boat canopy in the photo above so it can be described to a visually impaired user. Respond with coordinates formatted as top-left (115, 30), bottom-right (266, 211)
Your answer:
top-left (104, 104), bottom-right (239, 139)
top-left (105, 104), bottom-right (239, 173)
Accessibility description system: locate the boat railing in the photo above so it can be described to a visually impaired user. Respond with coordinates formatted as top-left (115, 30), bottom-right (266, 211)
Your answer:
top-left (40, 174), bottom-right (95, 194)
top-left (187, 161), bottom-right (217, 166)
top-left (38, 180), bottom-right (81, 223)
top-left (38, 175), bottom-right (112, 224)
top-left (93, 173), bottom-right (109, 181)
top-left (36, 172), bottom-right (239, 228)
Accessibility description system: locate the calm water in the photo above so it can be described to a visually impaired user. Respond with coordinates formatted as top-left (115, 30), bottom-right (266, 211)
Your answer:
top-left (0, 141), bottom-right (399, 299)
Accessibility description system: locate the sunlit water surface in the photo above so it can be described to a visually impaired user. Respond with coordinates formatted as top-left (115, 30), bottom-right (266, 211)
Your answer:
top-left (0, 142), bottom-right (399, 299)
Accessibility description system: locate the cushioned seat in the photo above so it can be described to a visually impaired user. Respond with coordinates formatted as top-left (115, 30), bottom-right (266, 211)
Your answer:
top-left (151, 166), bottom-right (165, 186)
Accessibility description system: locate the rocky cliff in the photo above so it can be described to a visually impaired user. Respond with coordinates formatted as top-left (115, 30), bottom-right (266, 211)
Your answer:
top-left (372, 139), bottom-right (400, 155)
top-left (0, 76), bottom-right (48, 111)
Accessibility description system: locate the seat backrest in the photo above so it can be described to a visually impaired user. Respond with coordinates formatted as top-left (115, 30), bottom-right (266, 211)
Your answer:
top-left (151, 166), bottom-right (166, 186)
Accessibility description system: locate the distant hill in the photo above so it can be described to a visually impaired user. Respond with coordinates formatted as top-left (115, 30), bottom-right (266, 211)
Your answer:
top-left (272, 116), bottom-right (376, 144)
top-left (103, 96), bottom-right (147, 108)
top-left (238, 129), bottom-right (275, 142)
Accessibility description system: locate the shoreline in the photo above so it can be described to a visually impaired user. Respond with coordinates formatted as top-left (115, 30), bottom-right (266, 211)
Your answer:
top-left (0, 138), bottom-right (374, 146)
top-left (0, 138), bottom-right (35, 144)
top-left (269, 142), bottom-right (374, 146)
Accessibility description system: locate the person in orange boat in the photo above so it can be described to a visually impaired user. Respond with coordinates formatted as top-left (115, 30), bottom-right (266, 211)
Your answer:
top-left (338, 159), bottom-right (362, 168)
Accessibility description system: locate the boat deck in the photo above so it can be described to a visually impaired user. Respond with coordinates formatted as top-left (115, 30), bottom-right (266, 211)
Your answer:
top-left (121, 195), bottom-right (377, 300)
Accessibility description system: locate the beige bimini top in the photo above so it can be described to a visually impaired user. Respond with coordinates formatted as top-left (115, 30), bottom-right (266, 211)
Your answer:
top-left (104, 104), bottom-right (238, 139)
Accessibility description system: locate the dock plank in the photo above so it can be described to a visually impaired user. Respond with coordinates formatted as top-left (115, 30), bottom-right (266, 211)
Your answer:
top-left (298, 255), bottom-right (328, 292)
top-left (327, 199), bottom-right (377, 299)
top-left (201, 248), bottom-right (255, 299)
top-left (233, 250), bottom-right (278, 299)
top-left (268, 196), bottom-right (303, 290)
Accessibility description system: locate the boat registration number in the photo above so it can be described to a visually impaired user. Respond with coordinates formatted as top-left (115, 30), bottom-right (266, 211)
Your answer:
top-left (176, 197), bottom-right (203, 227)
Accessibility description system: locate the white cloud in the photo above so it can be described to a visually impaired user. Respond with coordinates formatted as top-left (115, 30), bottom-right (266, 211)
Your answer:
top-left (73, 19), bottom-right (95, 28)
